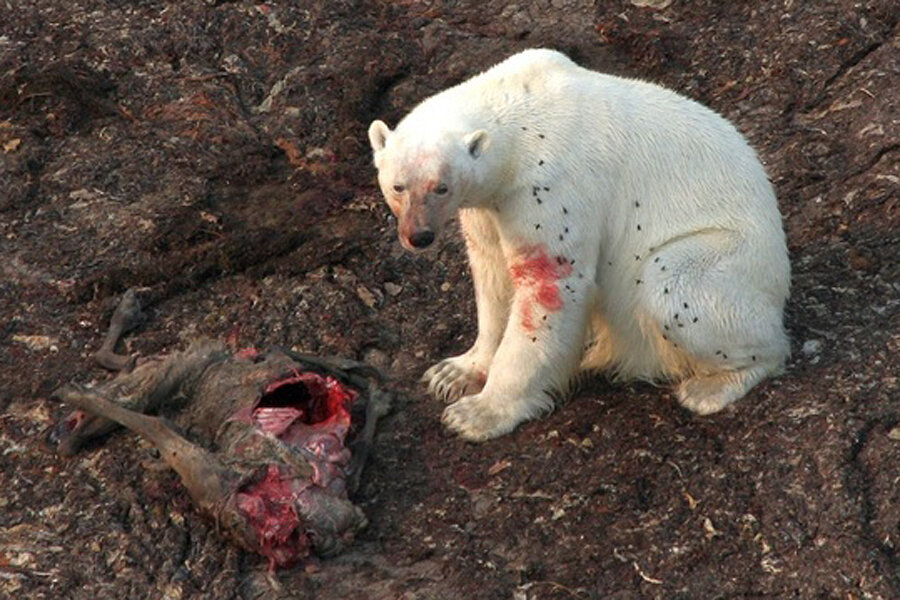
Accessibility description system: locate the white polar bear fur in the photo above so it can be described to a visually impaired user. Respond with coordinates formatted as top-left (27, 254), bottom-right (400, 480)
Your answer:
top-left (368, 49), bottom-right (790, 441)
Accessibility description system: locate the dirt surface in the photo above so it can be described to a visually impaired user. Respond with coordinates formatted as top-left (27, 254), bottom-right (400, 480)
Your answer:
top-left (1, 1), bottom-right (898, 598)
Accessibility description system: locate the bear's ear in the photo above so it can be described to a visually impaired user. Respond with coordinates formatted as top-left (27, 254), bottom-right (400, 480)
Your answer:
top-left (463, 130), bottom-right (490, 158)
top-left (368, 120), bottom-right (392, 153)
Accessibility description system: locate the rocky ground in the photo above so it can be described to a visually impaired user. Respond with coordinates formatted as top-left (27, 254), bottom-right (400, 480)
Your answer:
top-left (1, 1), bottom-right (898, 598)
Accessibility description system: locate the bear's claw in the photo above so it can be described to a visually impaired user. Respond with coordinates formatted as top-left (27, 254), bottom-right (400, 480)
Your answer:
top-left (423, 357), bottom-right (487, 404)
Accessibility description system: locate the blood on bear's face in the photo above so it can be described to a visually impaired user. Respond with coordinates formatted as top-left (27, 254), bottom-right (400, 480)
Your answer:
top-left (368, 119), bottom-right (488, 252)
top-left (382, 168), bottom-right (452, 251)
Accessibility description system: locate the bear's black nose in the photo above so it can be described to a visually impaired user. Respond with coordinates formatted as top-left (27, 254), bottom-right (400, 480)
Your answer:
top-left (409, 229), bottom-right (435, 248)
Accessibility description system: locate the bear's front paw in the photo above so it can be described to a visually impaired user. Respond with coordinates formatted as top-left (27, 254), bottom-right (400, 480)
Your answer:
top-left (441, 394), bottom-right (519, 442)
top-left (422, 357), bottom-right (488, 404)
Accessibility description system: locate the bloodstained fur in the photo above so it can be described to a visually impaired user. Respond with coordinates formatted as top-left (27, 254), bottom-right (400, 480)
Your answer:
top-left (509, 244), bottom-right (574, 331)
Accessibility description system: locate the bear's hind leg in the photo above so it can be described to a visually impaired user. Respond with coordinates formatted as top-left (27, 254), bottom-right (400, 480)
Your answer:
top-left (676, 365), bottom-right (776, 414)
top-left (640, 229), bottom-right (789, 414)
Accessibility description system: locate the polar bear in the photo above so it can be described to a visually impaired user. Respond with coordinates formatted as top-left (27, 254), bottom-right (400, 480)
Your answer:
top-left (367, 49), bottom-right (790, 441)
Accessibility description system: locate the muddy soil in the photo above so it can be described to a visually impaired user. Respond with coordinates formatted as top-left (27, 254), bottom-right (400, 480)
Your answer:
top-left (1, 1), bottom-right (898, 598)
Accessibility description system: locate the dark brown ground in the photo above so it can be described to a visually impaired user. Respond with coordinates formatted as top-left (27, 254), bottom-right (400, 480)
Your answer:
top-left (1, 1), bottom-right (898, 598)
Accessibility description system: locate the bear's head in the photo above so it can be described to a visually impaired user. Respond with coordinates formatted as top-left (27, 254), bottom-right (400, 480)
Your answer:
top-left (368, 119), bottom-right (490, 251)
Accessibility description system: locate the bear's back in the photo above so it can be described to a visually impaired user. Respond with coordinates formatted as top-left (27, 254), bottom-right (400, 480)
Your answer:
top-left (399, 50), bottom-right (778, 238)
top-left (484, 48), bottom-right (578, 78)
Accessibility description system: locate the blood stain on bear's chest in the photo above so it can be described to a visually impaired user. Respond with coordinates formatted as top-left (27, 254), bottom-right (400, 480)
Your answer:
top-left (509, 244), bottom-right (573, 332)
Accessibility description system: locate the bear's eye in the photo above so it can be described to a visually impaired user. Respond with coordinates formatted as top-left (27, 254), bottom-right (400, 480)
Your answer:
top-left (434, 183), bottom-right (449, 195)
top-left (392, 184), bottom-right (405, 193)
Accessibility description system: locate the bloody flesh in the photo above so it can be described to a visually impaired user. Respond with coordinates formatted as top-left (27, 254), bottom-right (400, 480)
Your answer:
top-left (233, 370), bottom-right (357, 567)
top-left (257, 371), bottom-right (355, 427)
top-left (234, 464), bottom-right (310, 568)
